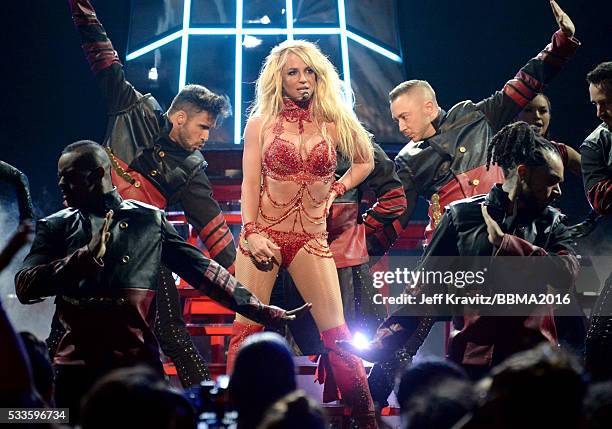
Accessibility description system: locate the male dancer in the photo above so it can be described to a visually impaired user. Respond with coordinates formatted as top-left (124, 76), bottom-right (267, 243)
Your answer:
top-left (372, 1), bottom-right (578, 251)
top-left (364, 0), bottom-right (580, 404)
top-left (53, 0), bottom-right (235, 386)
top-left (581, 61), bottom-right (612, 380)
top-left (342, 122), bottom-right (579, 379)
top-left (16, 141), bottom-right (308, 418)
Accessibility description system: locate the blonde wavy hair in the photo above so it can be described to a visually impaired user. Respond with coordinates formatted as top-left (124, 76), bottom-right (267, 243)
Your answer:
top-left (249, 39), bottom-right (373, 163)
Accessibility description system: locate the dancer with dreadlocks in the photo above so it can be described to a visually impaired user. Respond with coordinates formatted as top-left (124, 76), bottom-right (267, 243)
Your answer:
top-left (357, 2), bottom-right (580, 404)
top-left (340, 122), bottom-right (579, 380)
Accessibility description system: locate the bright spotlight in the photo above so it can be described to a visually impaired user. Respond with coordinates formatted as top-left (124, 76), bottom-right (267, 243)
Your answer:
top-left (243, 35), bottom-right (263, 48)
top-left (351, 332), bottom-right (371, 350)
top-left (148, 67), bottom-right (158, 81)
top-left (216, 375), bottom-right (230, 389)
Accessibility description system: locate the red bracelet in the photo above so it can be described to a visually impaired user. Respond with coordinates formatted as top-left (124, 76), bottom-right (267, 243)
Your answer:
top-left (331, 181), bottom-right (347, 197)
top-left (243, 221), bottom-right (261, 238)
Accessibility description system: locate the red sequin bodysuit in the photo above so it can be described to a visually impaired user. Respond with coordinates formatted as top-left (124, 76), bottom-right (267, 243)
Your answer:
top-left (240, 99), bottom-right (336, 267)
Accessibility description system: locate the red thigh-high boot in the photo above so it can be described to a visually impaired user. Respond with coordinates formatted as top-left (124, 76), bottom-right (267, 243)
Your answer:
top-left (320, 324), bottom-right (377, 429)
top-left (226, 321), bottom-right (264, 375)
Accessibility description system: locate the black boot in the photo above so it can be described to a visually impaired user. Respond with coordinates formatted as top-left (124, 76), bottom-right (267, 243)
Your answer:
top-left (368, 348), bottom-right (413, 408)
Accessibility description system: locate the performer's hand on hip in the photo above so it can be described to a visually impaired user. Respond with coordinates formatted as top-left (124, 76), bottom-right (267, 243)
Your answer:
top-left (324, 191), bottom-right (338, 217)
top-left (550, 1), bottom-right (575, 37)
top-left (481, 204), bottom-right (504, 247)
top-left (88, 209), bottom-right (113, 261)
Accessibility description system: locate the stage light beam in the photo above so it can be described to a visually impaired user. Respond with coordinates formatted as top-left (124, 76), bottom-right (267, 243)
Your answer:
top-left (351, 332), bottom-right (371, 351)
top-left (178, 0), bottom-right (192, 90)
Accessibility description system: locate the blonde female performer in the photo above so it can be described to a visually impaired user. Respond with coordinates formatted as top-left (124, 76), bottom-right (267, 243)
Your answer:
top-left (228, 40), bottom-right (377, 427)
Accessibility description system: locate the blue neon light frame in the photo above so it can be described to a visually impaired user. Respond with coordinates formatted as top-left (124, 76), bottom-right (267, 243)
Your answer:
top-left (126, 0), bottom-right (404, 144)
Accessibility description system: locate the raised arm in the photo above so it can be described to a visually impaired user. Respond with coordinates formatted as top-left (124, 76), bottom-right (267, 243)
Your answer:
top-left (476, 0), bottom-right (580, 133)
top-left (68, 0), bottom-right (139, 112)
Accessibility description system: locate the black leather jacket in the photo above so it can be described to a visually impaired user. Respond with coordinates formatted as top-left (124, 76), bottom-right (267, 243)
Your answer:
top-left (15, 190), bottom-right (284, 369)
top-left (380, 185), bottom-right (579, 367)
top-left (581, 123), bottom-right (612, 214)
top-left (329, 143), bottom-right (406, 267)
top-left (69, 0), bottom-right (236, 270)
top-left (392, 30), bottom-right (580, 245)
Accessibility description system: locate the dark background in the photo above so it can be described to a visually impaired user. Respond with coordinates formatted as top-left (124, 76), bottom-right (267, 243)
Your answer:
top-left (2, 0), bottom-right (611, 221)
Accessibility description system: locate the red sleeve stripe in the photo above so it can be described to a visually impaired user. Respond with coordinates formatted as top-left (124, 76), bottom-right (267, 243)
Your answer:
top-left (205, 230), bottom-right (235, 258)
top-left (364, 217), bottom-right (384, 232)
top-left (82, 40), bottom-right (114, 52)
top-left (536, 49), bottom-right (566, 68)
top-left (365, 195), bottom-right (407, 234)
top-left (378, 187), bottom-right (406, 201)
top-left (199, 212), bottom-right (226, 239)
top-left (82, 41), bottom-right (120, 74)
top-left (88, 56), bottom-right (120, 74)
top-left (511, 79), bottom-right (536, 102)
top-left (197, 212), bottom-right (235, 259)
top-left (73, 16), bottom-right (100, 26)
top-left (503, 82), bottom-right (530, 108)
top-left (516, 70), bottom-right (543, 93)
top-left (201, 224), bottom-right (233, 251)
top-left (372, 188), bottom-right (408, 215)
top-left (201, 261), bottom-right (236, 294)
top-left (588, 179), bottom-right (612, 215)
top-left (374, 201), bottom-right (407, 216)
top-left (200, 221), bottom-right (229, 247)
